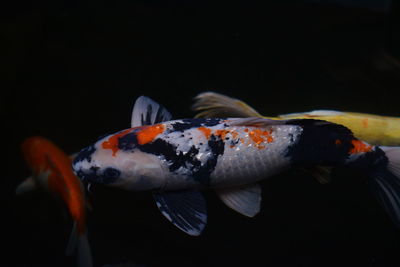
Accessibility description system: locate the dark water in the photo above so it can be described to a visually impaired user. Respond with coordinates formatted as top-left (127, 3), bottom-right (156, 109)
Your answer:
top-left (4, 1), bottom-right (400, 266)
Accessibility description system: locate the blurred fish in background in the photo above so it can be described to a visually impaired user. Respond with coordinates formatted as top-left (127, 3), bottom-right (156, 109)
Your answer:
top-left (193, 91), bottom-right (400, 146)
top-left (18, 136), bottom-right (92, 267)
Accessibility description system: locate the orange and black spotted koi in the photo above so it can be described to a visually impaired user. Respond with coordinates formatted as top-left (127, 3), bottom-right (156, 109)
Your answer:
top-left (72, 96), bottom-right (400, 236)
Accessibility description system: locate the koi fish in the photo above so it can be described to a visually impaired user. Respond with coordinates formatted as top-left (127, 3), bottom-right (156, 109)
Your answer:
top-left (72, 96), bottom-right (400, 236)
top-left (18, 136), bottom-right (92, 267)
top-left (192, 92), bottom-right (400, 146)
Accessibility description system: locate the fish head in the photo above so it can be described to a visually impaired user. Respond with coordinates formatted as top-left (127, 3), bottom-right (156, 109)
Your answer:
top-left (73, 129), bottom-right (166, 191)
top-left (21, 136), bottom-right (49, 172)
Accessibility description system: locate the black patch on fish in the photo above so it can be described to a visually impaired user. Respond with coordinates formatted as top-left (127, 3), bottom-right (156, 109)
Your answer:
top-left (76, 166), bottom-right (120, 184)
top-left (139, 134), bottom-right (225, 186)
top-left (285, 119), bottom-right (354, 166)
top-left (288, 133), bottom-right (294, 143)
top-left (229, 138), bottom-right (240, 147)
top-left (118, 132), bottom-right (139, 151)
top-left (73, 145), bottom-right (96, 164)
top-left (348, 147), bottom-right (388, 172)
top-left (191, 134), bottom-right (225, 185)
top-left (170, 146), bottom-right (201, 172)
top-left (286, 119), bottom-right (353, 136)
top-left (170, 118), bottom-right (223, 132)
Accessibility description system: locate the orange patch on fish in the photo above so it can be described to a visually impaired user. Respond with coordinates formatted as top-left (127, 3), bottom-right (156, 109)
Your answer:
top-left (362, 118), bottom-right (369, 128)
top-left (349, 139), bottom-right (373, 154)
top-left (230, 131), bottom-right (238, 139)
top-left (102, 129), bottom-right (133, 156)
top-left (198, 127), bottom-right (212, 139)
top-left (335, 139), bottom-right (342, 145)
top-left (248, 128), bottom-right (274, 149)
top-left (215, 129), bottom-right (230, 140)
top-left (136, 124), bottom-right (165, 145)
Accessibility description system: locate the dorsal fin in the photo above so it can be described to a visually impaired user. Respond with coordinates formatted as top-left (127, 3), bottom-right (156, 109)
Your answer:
top-left (192, 92), bottom-right (263, 118)
top-left (131, 96), bottom-right (172, 127)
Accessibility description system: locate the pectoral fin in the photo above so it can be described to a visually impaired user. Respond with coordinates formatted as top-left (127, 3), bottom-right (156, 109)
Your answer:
top-left (216, 183), bottom-right (261, 217)
top-left (131, 96), bottom-right (172, 127)
top-left (15, 176), bottom-right (38, 195)
top-left (153, 191), bottom-right (207, 236)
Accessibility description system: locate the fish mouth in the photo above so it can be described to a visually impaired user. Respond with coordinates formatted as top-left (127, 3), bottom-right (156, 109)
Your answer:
top-left (74, 166), bottom-right (100, 183)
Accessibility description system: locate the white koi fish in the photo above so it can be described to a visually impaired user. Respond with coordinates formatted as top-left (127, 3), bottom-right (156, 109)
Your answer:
top-left (72, 96), bottom-right (400, 236)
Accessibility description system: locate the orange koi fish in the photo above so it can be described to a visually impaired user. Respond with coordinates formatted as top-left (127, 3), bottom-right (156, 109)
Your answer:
top-left (18, 136), bottom-right (92, 267)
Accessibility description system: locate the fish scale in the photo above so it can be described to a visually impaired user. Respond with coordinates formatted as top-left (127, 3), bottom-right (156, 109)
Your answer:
top-left (202, 124), bottom-right (303, 187)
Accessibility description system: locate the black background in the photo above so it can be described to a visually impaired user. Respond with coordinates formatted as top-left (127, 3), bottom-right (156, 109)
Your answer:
top-left (3, 0), bottom-right (400, 266)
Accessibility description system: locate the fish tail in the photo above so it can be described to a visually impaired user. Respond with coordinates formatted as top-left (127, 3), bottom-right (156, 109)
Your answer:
top-left (368, 146), bottom-right (400, 227)
top-left (77, 232), bottom-right (93, 267)
top-left (66, 221), bottom-right (93, 267)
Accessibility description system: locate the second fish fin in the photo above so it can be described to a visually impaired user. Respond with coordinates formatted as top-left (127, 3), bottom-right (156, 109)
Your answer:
top-left (216, 183), bottom-right (261, 217)
top-left (192, 91), bottom-right (263, 118)
top-left (66, 221), bottom-right (93, 267)
top-left (153, 190), bottom-right (207, 236)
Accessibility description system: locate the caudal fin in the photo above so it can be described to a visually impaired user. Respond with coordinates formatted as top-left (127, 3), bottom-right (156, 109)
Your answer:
top-left (66, 222), bottom-right (93, 267)
top-left (77, 233), bottom-right (92, 267)
top-left (369, 146), bottom-right (400, 227)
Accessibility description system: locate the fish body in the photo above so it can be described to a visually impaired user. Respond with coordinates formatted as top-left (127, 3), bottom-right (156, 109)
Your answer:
top-left (74, 118), bottom-right (298, 191)
top-left (74, 118), bottom-right (387, 191)
top-left (193, 92), bottom-right (400, 146)
top-left (73, 96), bottom-right (400, 236)
top-left (19, 136), bottom-right (92, 267)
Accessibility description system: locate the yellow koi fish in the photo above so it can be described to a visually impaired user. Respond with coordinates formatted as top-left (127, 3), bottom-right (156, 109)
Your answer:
top-left (192, 92), bottom-right (400, 146)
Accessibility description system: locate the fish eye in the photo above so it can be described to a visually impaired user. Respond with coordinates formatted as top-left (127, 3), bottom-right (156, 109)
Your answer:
top-left (102, 167), bottom-right (121, 183)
